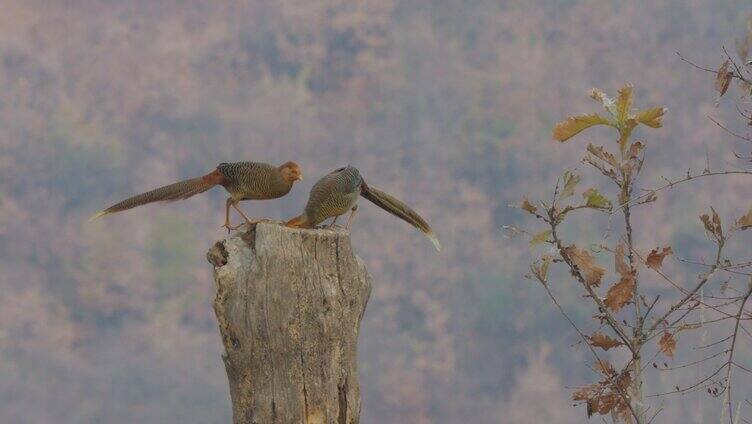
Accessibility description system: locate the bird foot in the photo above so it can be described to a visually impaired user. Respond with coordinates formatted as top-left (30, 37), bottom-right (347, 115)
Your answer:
top-left (220, 221), bottom-right (250, 232)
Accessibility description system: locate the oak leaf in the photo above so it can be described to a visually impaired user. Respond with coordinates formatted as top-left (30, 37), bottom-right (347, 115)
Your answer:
top-left (646, 247), bottom-right (673, 270)
top-left (553, 113), bottom-right (612, 142)
top-left (604, 275), bottom-right (635, 312)
top-left (519, 197), bottom-right (538, 215)
top-left (582, 188), bottom-right (612, 210)
top-left (530, 229), bottom-right (552, 246)
top-left (715, 59), bottom-right (733, 98)
top-left (589, 332), bottom-right (623, 350)
top-left (560, 171), bottom-right (581, 200)
top-left (565, 245), bottom-right (605, 286)
top-left (658, 332), bottom-right (676, 359)
top-left (587, 143), bottom-right (619, 167)
top-left (635, 106), bottom-right (667, 128)
top-left (736, 207), bottom-right (752, 230)
top-left (614, 242), bottom-right (630, 277)
top-left (615, 85), bottom-right (633, 125)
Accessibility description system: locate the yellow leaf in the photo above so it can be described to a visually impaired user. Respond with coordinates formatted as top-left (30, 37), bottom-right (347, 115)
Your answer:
top-left (560, 171), bottom-right (581, 200)
top-left (615, 85), bottom-right (633, 125)
top-left (530, 255), bottom-right (553, 284)
top-left (530, 229), bottom-right (552, 246)
top-left (636, 106), bottom-right (667, 128)
top-left (553, 113), bottom-right (613, 142)
top-left (582, 188), bottom-right (612, 210)
top-left (736, 207), bottom-right (752, 230)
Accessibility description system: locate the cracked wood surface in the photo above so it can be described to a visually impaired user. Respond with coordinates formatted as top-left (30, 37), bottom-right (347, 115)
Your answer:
top-left (207, 222), bottom-right (372, 424)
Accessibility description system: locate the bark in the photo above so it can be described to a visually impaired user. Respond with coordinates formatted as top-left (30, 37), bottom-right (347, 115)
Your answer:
top-left (207, 222), bottom-right (372, 424)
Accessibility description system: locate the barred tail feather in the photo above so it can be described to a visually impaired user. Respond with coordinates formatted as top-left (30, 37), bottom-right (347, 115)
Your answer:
top-left (360, 185), bottom-right (441, 251)
top-left (88, 171), bottom-right (221, 221)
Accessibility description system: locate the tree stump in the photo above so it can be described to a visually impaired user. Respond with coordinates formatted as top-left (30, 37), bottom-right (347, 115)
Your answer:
top-left (207, 222), bottom-right (372, 424)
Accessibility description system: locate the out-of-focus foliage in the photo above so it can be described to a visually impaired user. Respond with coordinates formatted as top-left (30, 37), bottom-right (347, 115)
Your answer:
top-left (0, 1), bottom-right (750, 423)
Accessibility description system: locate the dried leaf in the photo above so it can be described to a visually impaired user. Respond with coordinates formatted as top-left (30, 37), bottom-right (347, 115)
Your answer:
top-left (582, 188), bottom-right (612, 210)
top-left (530, 229), bottom-right (552, 246)
top-left (614, 242), bottom-right (630, 277)
top-left (520, 197), bottom-right (538, 215)
top-left (589, 88), bottom-right (616, 116)
top-left (604, 275), bottom-right (635, 312)
top-left (626, 141), bottom-right (645, 160)
top-left (646, 246), bottom-right (673, 270)
top-left (560, 171), bottom-right (581, 200)
top-left (736, 207), bottom-right (752, 230)
top-left (530, 255), bottom-right (553, 284)
top-left (589, 332), bottom-right (624, 350)
top-left (715, 59), bottom-right (732, 98)
top-left (658, 332), bottom-right (677, 359)
top-left (586, 143), bottom-right (619, 167)
top-left (565, 245), bottom-right (605, 286)
top-left (635, 106), bottom-right (667, 128)
top-left (553, 113), bottom-right (613, 142)
top-left (700, 207), bottom-right (724, 241)
top-left (615, 85), bottom-right (633, 125)
top-left (594, 359), bottom-right (616, 376)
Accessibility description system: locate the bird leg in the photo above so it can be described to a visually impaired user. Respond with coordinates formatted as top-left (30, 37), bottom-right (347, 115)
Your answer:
top-left (220, 198), bottom-right (238, 233)
top-left (345, 205), bottom-right (359, 230)
top-left (327, 215), bottom-right (340, 228)
top-left (232, 202), bottom-right (261, 228)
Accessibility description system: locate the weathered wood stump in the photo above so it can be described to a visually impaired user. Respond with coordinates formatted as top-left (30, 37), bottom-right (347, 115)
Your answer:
top-left (207, 222), bottom-right (372, 424)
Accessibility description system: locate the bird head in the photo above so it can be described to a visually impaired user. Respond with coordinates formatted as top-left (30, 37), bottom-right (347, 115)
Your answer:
top-left (280, 161), bottom-right (303, 182)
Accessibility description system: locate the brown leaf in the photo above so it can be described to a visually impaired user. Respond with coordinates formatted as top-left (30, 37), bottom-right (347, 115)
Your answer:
top-left (520, 197), bottom-right (538, 215)
top-left (736, 207), bottom-right (752, 230)
top-left (626, 141), bottom-right (644, 160)
top-left (594, 359), bottom-right (616, 376)
top-left (715, 59), bottom-right (732, 98)
top-left (553, 113), bottom-right (613, 142)
top-left (589, 332), bottom-right (624, 350)
top-left (700, 207), bottom-right (724, 241)
top-left (565, 245), bottom-right (606, 286)
top-left (614, 242), bottom-right (630, 277)
top-left (604, 275), bottom-right (635, 312)
top-left (587, 143), bottom-right (619, 167)
top-left (658, 332), bottom-right (676, 359)
top-left (646, 246), bottom-right (673, 270)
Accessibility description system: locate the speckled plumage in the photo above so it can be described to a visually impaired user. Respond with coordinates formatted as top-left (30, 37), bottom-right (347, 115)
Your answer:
top-left (301, 166), bottom-right (362, 225)
top-left (287, 166), bottom-right (441, 251)
top-left (218, 162), bottom-right (295, 201)
top-left (90, 161), bottom-right (302, 230)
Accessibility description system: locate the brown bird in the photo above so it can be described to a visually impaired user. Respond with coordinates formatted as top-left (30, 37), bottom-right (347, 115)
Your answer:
top-left (90, 161), bottom-right (302, 231)
top-left (286, 166), bottom-right (440, 251)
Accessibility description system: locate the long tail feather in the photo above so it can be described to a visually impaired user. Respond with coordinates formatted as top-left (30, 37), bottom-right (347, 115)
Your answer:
top-left (360, 184), bottom-right (441, 251)
top-left (89, 171), bottom-right (221, 221)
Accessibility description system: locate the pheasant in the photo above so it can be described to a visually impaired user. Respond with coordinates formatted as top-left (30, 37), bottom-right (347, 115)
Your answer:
top-left (286, 166), bottom-right (440, 251)
top-left (90, 161), bottom-right (302, 231)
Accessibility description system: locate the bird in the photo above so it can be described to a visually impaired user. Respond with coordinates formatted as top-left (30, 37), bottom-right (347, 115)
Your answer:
top-left (90, 161), bottom-right (303, 231)
top-left (285, 166), bottom-right (440, 251)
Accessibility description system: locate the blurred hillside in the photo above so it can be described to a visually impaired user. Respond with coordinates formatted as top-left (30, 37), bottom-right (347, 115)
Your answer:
top-left (1, 1), bottom-right (750, 423)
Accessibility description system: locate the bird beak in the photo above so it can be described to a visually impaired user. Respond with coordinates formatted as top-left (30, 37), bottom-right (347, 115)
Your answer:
top-left (297, 175), bottom-right (303, 181)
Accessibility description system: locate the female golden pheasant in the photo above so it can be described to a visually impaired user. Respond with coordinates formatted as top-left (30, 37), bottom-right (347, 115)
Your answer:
top-left (90, 161), bottom-right (302, 231)
top-left (286, 166), bottom-right (440, 251)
